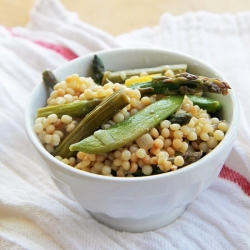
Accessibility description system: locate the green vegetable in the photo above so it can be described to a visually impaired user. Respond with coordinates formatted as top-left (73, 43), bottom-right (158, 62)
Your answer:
top-left (133, 165), bottom-right (163, 177)
top-left (42, 69), bottom-right (58, 90)
top-left (37, 99), bottom-right (102, 118)
top-left (130, 72), bottom-right (231, 95)
top-left (186, 95), bottom-right (222, 113)
top-left (177, 150), bottom-right (203, 167)
top-left (70, 95), bottom-right (184, 154)
top-left (169, 112), bottom-right (192, 125)
top-left (101, 64), bottom-right (187, 85)
top-left (167, 150), bottom-right (203, 167)
top-left (53, 89), bottom-right (130, 158)
top-left (91, 55), bottom-right (104, 85)
top-left (133, 150), bottom-right (203, 176)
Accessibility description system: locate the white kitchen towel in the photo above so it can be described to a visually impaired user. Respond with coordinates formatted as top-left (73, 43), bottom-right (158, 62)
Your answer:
top-left (0, 0), bottom-right (250, 249)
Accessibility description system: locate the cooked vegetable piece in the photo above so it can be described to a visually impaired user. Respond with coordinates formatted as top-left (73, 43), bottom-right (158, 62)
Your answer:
top-left (53, 89), bottom-right (130, 158)
top-left (124, 74), bottom-right (161, 87)
top-left (130, 73), bottom-right (231, 95)
top-left (101, 64), bottom-right (187, 85)
top-left (133, 165), bottom-right (163, 177)
top-left (37, 99), bottom-right (102, 118)
top-left (70, 95), bottom-right (184, 154)
top-left (42, 69), bottom-right (58, 90)
top-left (132, 150), bottom-right (203, 176)
top-left (186, 95), bottom-right (222, 113)
top-left (169, 113), bottom-right (192, 125)
top-left (135, 133), bottom-right (154, 150)
top-left (166, 150), bottom-right (203, 167)
top-left (181, 150), bottom-right (203, 167)
top-left (91, 55), bottom-right (105, 85)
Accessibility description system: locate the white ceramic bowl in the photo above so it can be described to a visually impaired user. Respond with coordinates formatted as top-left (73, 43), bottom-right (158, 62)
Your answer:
top-left (25, 48), bottom-right (239, 232)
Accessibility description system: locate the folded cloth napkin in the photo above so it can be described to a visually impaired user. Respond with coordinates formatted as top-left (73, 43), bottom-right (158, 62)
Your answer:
top-left (0, 0), bottom-right (250, 249)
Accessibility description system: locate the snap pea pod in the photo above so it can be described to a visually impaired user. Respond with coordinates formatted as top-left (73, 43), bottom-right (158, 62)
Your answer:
top-left (37, 99), bottom-right (102, 118)
top-left (53, 89), bottom-right (130, 158)
top-left (70, 95), bottom-right (184, 154)
top-left (129, 72), bottom-right (231, 95)
top-left (101, 64), bottom-right (187, 85)
top-left (186, 95), bottom-right (222, 113)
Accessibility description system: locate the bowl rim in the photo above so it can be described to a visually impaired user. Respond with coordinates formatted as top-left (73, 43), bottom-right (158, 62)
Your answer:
top-left (24, 47), bottom-right (240, 183)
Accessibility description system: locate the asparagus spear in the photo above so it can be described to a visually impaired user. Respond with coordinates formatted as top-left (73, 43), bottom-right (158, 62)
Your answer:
top-left (53, 89), bottom-right (130, 158)
top-left (43, 69), bottom-right (58, 90)
top-left (130, 73), bottom-right (231, 95)
top-left (182, 150), bottom-right (203, 167)
top-left (101, 64), bottom-right (187, 85)
top-left (37, 99), bottom-right (102, 118)
top-left (161, 150), bottom-right (203, 169)
top-left (70, 95), bottom-right (184, 154)
top-left (91, 55), bottom-right (104, 85)
top-left (169, 113), bottom-right (192, 125)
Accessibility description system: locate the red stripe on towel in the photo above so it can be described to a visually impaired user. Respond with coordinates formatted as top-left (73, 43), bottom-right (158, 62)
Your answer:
top-left (8, 29), bottom-right (78, 61)
top-left (219, 165), bottom-right (250, 196)
top-left (33, 40), bottom-right (78, 60)
top-left (33, 40), bottom-right (78, 61)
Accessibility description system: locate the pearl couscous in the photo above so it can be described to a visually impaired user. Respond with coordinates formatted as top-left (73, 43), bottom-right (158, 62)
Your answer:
top-left (34, 70), bottom-right (228, 177)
